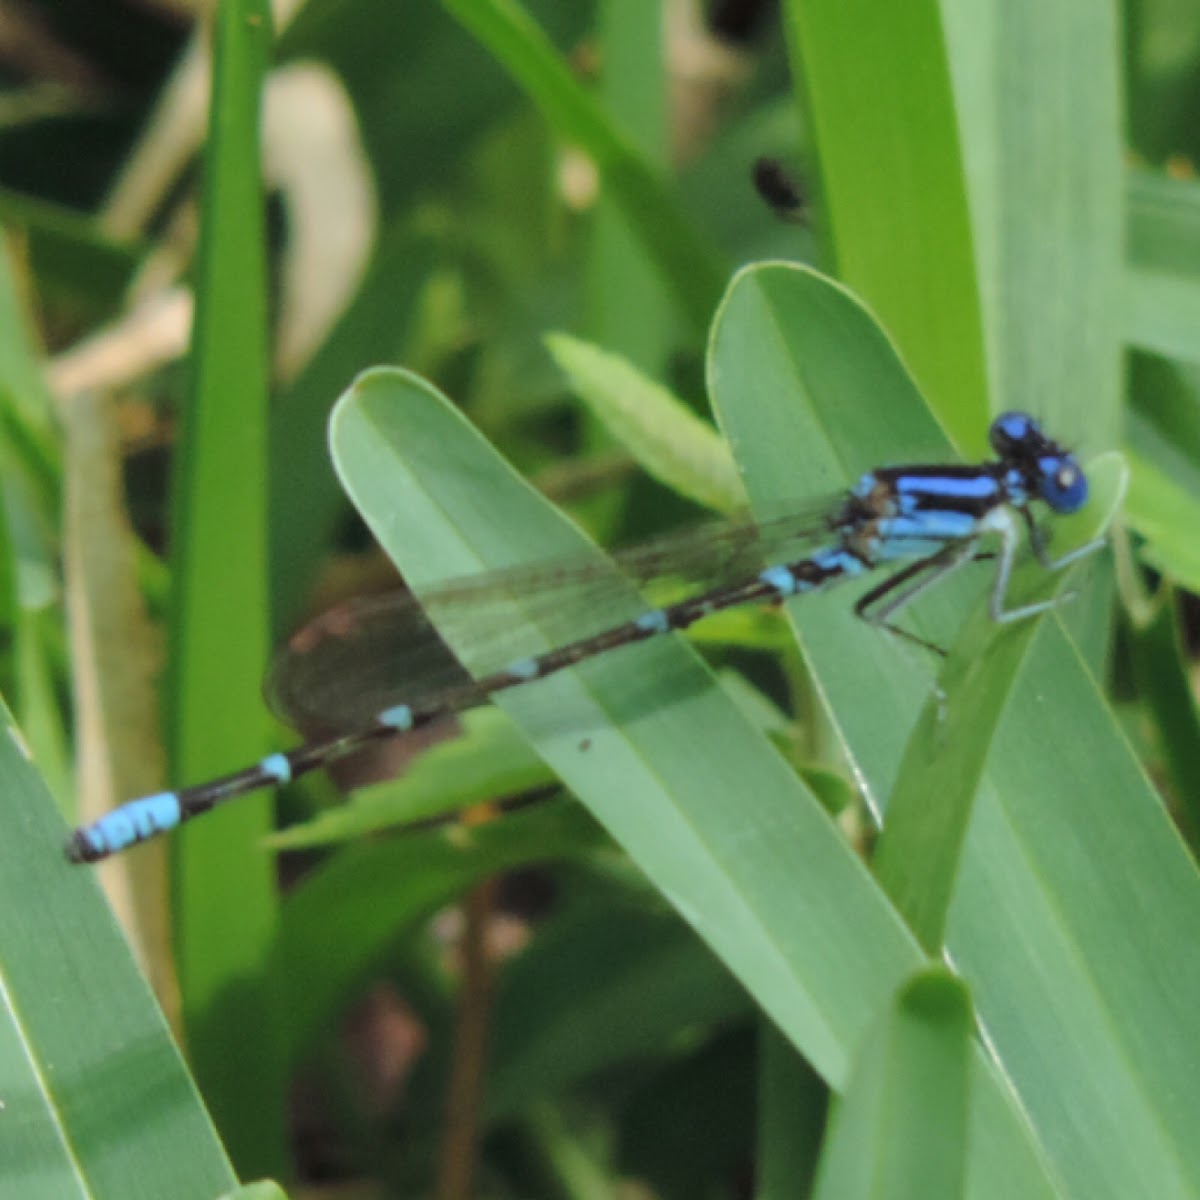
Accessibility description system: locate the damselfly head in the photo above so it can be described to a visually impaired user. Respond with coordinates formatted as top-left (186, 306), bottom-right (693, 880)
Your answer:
top-left (989, 411), bottom-right (1088, 513)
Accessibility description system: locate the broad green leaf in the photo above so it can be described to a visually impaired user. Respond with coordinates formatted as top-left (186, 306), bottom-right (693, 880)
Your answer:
top-left (943, 2), bottom-right (1122, 448)
top-left (709, 263), bottom-right (972, 800)
top-left (330, 367), bottom-right (919, 1081)
top-left (714, 263), bottom-right (1200, 1200)
top-left (329, 358), bottom-right (1058, 1198)
top-left (811, 970), bottom-right (971, 1200)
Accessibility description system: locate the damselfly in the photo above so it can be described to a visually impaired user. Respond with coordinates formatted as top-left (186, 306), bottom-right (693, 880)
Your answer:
top-left (66, 411), bottom-right (1102, 864)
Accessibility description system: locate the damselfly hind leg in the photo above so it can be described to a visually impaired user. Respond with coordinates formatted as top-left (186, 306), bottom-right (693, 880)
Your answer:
top-left (853, 541), bottom-right (982, 656)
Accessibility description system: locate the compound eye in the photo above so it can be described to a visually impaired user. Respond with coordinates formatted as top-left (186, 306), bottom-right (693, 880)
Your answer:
top-left (1041, 459), bottom-right (1088, 513)
top-left (990, 411), bottom-right (1039, 455)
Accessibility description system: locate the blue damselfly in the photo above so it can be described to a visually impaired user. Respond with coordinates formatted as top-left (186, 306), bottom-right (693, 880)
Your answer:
top-left (66, 411), bottom-right (1101, 863)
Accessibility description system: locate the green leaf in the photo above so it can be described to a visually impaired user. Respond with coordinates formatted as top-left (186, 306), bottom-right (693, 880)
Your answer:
top-left (546, 332), bottom-right (744, 513)
top-left (167, 0), bottom-right (283, 1175)
top-left (219, 1183), bottom-right (288, 1200)
top-left (710, 263), bottom-right (966, 798)
top-left (330, 365), bottom-right (917, 1079)
top-left (944, 3), bottom-right (1123, 447)
top-left (1125, 170), bottom-right (1200, 364)
top-left (783, 0), bottom-right (989, 450)
top-left (811, 969), bottom-right (972, 1200)
top-left (585, 0), bottom-right (671, 374)
top-left (1125, 444), bottom-right (1200, 593)
top-left (1125, 269), bottom-right (1200, 365)
top-left (328, 354), bottom-right (1059, 1197)
top-left (1128, 170), bottom-right (1200, 275)
top-left (0, 699), bottom-right (236, 1198)
top-left (714, 263), bottom-right (1200, 1200)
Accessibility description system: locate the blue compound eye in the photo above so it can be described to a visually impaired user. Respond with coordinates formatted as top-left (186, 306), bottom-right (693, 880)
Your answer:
top-left (1040, 457), bottom-right (1088, 513)
top-left (990, 411), bottom-right (1041, 455)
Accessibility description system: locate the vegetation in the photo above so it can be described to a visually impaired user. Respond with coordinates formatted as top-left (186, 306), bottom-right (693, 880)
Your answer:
top-left (0, 1), bottom-right (1198, 1197)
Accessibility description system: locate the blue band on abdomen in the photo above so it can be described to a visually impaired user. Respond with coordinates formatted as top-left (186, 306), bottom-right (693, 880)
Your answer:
top-left (86, 792), bottom-right (183, 854)
top-left (635, 609), bottom-right (670, 634)
top-left (379, 704), bottom-right (414, 731)
top-left (260, 753), bottom-right (292, 784)
top-left (759, 565), bottom-right (798, 596)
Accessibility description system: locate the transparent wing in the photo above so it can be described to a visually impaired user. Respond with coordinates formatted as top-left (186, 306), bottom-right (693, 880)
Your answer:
top-left (266, 495), bottom-right (847, 732)
top-left (265, 594), bottom-right (474, 731)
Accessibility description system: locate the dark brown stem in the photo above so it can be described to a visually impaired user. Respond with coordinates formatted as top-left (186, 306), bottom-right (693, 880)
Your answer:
top-left (435, 874), bottom-right (500, 1200)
